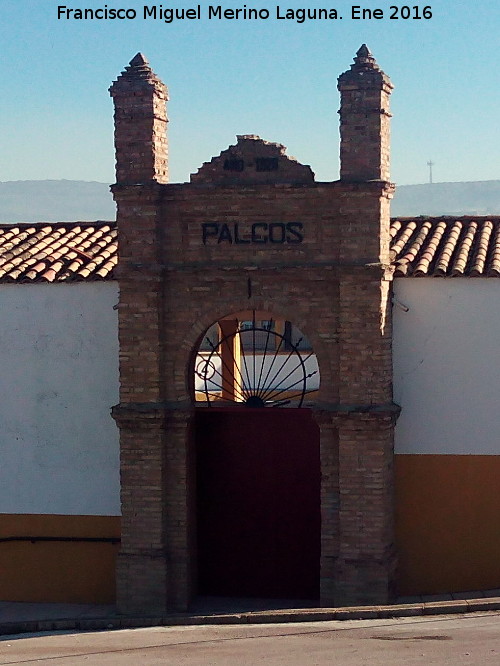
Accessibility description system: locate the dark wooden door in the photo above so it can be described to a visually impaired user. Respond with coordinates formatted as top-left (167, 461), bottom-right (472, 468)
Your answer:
top-left (196, 407), bottom-right (320, 599)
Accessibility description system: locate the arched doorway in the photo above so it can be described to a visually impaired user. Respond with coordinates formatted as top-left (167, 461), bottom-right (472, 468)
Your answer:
top-left (193, 311), bottom-right (321, 600)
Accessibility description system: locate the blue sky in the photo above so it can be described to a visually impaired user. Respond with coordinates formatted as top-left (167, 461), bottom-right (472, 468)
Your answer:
top-left (1, 0), bottom-right (499, 185)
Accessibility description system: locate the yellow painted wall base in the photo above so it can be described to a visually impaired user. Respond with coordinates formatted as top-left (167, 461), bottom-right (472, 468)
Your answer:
top-left (0, 514), bottom-right (120, 604)
top-left (4, 457), bottom-right (500, 602)
top-left (395, 455), bottom-right (500, 595)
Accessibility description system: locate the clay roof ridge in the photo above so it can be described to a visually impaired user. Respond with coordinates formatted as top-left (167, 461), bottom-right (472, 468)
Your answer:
top-left (413, 221), bottom-right (447, 276)
top-left (433, 221), bottom-right (463, 276)
top-left (451, 220), bottom-right (477, 276)
top-left (470, 220), bottom-right (494, 276)
top-left (0, 229), bottom-right (39, 262)
top-left (488, 222), bottom-right (500, 275)
top-left (0, 221), bottom-right (117, 282)
top-left (0, 228), bottom-right (66, 269)
top-left (1, 251), bottom-right (39, 273)
top-left (390, 220), bottom-right (417, 261)
top-left (396, 220), bottom-right (433, 275)
top-left (0, 220), bottom-right (115, 230)
top-left (390, 217), bottom-right (500, 277)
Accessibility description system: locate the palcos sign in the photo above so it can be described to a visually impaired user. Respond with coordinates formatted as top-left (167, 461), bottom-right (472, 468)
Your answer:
top-left (201, 222), bottom-right (304, 245)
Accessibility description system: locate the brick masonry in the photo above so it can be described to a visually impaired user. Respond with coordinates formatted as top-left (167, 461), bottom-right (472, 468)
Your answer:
top-left (110, 46), bottom-right (398, 614)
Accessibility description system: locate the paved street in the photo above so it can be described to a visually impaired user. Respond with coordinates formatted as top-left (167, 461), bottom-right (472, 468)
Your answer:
top-left (1, 612), bottom-right (500, 665)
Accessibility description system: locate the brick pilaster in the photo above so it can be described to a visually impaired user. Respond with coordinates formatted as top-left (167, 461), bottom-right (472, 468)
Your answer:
top-left (313, 409), bottom-right (340, 604)
top-left (335, 411), bottom-right (397, 605)
top-left (314, 406), bottom-right (398, 607)
top-left (164, 408), bottom-right (196, 611)
top-left (112, 405), bottom-right (195, 614)
top-left (110, 53), bottom-right (171, 614)
top-left (109, 53), bottom-right (169, 185)
top-left (112, 406), bottom-right (168, 615)
top-left (338, 45), bottom-right (393, 183)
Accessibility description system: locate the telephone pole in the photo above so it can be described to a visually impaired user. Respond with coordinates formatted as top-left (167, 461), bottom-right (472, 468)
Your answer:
top-left (427, 160), bottom-right (434, 184)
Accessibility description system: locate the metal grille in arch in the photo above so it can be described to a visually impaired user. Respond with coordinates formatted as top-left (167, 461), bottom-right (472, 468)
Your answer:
top-left (195, 311), bottom-right (319, 407)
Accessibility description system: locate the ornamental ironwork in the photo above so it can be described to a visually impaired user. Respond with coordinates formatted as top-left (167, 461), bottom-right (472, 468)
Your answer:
top-left (195, 312), bottom-right (318, 407)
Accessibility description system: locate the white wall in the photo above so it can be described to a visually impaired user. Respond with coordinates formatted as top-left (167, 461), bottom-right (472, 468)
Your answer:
top-left (6, 277), bottom-right (498, 514)
top-left (0, 282), bottom-right (120, 515)
top-left (393, 278), bottom-right (500, 455)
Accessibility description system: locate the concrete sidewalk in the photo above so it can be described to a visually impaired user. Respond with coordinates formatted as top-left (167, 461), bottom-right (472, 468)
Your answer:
top-left (2, 590), bottom-right (500, 636)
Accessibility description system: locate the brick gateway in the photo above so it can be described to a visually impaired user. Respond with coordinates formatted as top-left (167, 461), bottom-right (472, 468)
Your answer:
top-left (110, 46), bottom-right (398, 614)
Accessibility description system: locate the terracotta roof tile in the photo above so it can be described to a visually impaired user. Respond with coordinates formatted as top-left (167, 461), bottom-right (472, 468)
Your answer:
top-left (0, 222), bottom-right (117, 283)
top-left (3, 217), bottom-right (500, 282)
top-left (391, 217), bottom-right (500, 277)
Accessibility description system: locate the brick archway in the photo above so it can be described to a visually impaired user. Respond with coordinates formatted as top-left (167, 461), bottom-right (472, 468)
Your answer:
top-left (193, 311), bottom-right (321, 599)
top-left (111, 48), bottom-right (398, 615)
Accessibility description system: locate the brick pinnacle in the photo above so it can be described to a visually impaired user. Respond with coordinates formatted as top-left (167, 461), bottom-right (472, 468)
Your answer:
top-left (129, 53), bottom-right (149, 68)
top-left (353, 43), bottom-right (379, 70)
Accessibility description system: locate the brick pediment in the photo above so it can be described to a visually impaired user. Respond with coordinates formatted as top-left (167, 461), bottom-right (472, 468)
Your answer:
top-left (190, 135), bottom-right (314, 185)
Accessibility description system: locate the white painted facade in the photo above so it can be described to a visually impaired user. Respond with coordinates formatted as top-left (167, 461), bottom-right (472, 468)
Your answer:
top-left (0, 282), bottom-right (120, 515)
top-left (393, 278), bottom-right (500, 455)
top-left (4, 277), bottom-right (500, 519)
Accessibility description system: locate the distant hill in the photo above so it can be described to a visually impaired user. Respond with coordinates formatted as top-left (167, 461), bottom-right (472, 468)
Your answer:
top-left (391, 181), bottom-right (500, 217)
top-left (2, 179), bottom-right (500, 223)
top-left (0, 180), bottom-right (115, 223)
